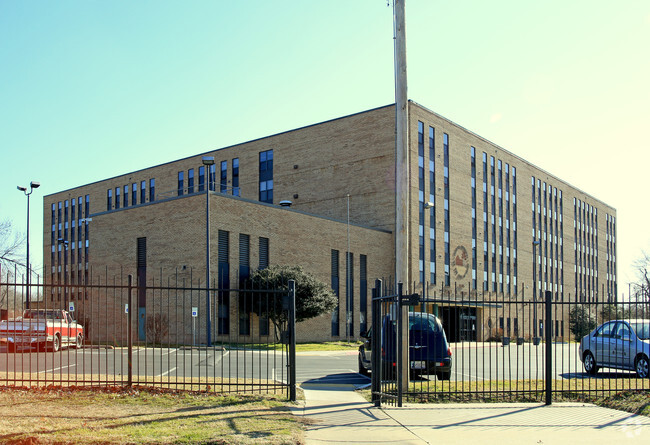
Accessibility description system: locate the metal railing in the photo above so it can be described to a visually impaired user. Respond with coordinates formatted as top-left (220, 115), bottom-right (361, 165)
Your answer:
top-left (0, 269), bottom-right (296, 400)
top-left (371, 280), bottom-right (650, 407)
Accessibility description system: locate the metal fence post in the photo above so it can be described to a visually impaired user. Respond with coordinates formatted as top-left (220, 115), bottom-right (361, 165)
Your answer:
top-left (397, 282), bottom-right (403, 407)
top-left (545, 290), bottom-right (552, 405)
top-left (288, 280), bottom-right (296, 402)
top-left (371, 280), bottom-right (381, 406)
top-left (128, 275), bottom-right (133, 387)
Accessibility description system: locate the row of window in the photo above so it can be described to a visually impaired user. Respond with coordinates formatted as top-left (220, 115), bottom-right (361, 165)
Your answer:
top-left (573, 198), bottom-right (598, 301)
top-left (479, 152), bottom-right (519, 295)
top-left (417, 122), bottom-right (436, 284)
top-left (107, 179), bottom-right (155, 211)
top-left (177, 159), bottom-right (241, 197)
top-left (532, 178), bottom-right (565, 301)
top-left (49, 196), bottom-right (91, 302)
top-left (605, 214), bottom-right (617, 297)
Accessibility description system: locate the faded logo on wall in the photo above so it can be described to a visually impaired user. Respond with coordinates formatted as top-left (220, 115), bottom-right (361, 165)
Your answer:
top-left (452, 245), bottom-right (469, 280)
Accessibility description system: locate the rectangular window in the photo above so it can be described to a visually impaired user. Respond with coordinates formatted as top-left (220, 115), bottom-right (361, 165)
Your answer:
top-left (220, 161), bottom-right (228, 193)
top-left (218, 230), bottom-right (230, 336)
top-left (149, 178), bottom-right (155, 202)
top-left (331, 249), bottom-right (340, 337)
top-left (346, 252), bottom-right (354, 338)
top-left (359, 254), bottom-right (367, 335)
top-left (188, 168), bottom-right (194, 194)
top-left (107, 189), bottom-right (112, 210)
top-left (209, 164), bottom-right (216, 192)
top-left (178, 171), bottom-right (184, 196)
top-left (259, 237), bottom-right (269, 269)
top-left (132, 183), bottom-right (137, 205)
top-left (239, 234), bottom-right (250, 335)
top-left (232, 158), bottom-right (240, 196)
top-left (141, 181), bottom-right (146, 203)
top-left (124, 185), bottom-right (129, 207)
top-left (198, 166), bottom-right (205, 192)
top-left (259, 150), bottom-right (273, 203)
top-left (115, 187), bottom-right (120, 209)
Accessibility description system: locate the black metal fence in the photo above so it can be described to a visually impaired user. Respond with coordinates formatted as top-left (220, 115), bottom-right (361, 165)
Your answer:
top-left (0, 268), bottom-right (297, 400)
top-left (371, 280), bottom-right (650, 407)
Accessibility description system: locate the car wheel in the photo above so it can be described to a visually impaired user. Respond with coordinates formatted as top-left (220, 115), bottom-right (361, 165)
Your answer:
top-left (583, 351), bottom-right (599, 375)
top-left (51, 334), bottom-right (61, 352)
top-left (358, 354), bottom-right (369, 377)
top-left (635, 355), bottom-right (649, 379)
top-left (436, 371), bottom-right (451, 381)
top-left (74, 334), bottom-right (83, 349)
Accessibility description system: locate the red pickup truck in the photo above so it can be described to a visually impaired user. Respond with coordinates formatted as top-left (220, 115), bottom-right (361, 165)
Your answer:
top-left (0, 309), bottom-right (83, 352)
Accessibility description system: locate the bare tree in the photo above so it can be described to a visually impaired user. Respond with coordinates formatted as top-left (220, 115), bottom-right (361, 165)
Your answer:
top-left (0, 218), bottom-right (25, 274)
top-left (0, 219), bottom-right (25, 311)
top-left (633, 251), bottom-right (650, 302)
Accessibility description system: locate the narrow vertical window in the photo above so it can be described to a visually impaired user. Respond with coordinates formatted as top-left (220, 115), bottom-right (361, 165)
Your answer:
top-left (198, 166), bottom-right (205, 192)
top-left (471, 147), bottom-right (477, 290)
top-left (107, 189), bottom-right (112, 210)
top-left (140, 181), bottom-right (146, 203)
top-left (209, 164), bottom-right (216, 192)
top-left (124, 185), bottom-right (128, 207)
top-left (258, 236), bottom-right (270, 335)
top-left (331, 249), bottom-right (340, 337)
top-left (239, 234), bottom-right (250, 335)
top-left (259, 237), bottom-right (269, 269)
top-left (149, 178), bottom-right (155, 202)
top-left (417, 121), bottom-right (425, 283)
top-left (132, 183), bottom-right (137, 205)
top-left (359, 254), bottom-right (367, 335)
top-left (178, 171), bottom-right (184, 196)
top-left (218, 230), bottom-right (230, 335)
top-left (188, 168), bottom-right (194, 194)
top-left (443, 133), bottom-right (450, 286)
top-left (429, 126), bottom-right (436, 284)
top-left (346, 252), bottom-right (354, 338)
top-left (220, 160), bottom-right (228, 193)
top-left (232, 158), bottom-right (240, 196)
top-left (259, 149), bottom-right (273, 203)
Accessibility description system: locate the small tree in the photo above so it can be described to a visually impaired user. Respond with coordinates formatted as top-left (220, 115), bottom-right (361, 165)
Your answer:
top-left (246, 265), bottom-right (337, 341)
top-left (599, 303), bottom-right (622, 324)
top-left (569, 304), bottom-right (597, 342)
top-left (146, 313), bottom-right (169, 344)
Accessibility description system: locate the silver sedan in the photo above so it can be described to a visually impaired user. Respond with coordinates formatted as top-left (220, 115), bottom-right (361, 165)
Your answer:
top-left (579, 319), bottom-right (650, 378)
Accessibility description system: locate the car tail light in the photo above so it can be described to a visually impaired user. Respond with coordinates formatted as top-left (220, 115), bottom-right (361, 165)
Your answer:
top-left (447, 347), bottom-right (452, 357)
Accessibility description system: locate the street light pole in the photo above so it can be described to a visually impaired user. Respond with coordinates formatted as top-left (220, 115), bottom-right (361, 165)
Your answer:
top-left (346, 193), bottom-right (350, 343)
top-left (202, 156), bottom-right (215, 345)
top-left (17, 181), bottom-right (40, 309)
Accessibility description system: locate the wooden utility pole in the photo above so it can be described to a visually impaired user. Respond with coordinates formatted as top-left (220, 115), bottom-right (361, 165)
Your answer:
top-left (393, 0), bottom-right (410, 392)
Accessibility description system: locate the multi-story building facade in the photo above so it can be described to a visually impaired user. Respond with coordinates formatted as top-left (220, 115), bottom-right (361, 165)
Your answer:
top-left (42, 101), bottom-right (617, 343)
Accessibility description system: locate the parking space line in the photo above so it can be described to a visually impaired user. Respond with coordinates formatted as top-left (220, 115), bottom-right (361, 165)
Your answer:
top-left (40, 364), bottom-right (76, 374)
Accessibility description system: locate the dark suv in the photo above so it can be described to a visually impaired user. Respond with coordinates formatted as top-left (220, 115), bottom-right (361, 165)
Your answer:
top-left (358, 312), bottom-right (452, 380)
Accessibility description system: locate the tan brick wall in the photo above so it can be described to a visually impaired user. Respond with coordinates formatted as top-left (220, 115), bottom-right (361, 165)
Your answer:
top-left (42, 192), bottom-right (392, 344)
top-left (42, 101), bottom-right (616, 344)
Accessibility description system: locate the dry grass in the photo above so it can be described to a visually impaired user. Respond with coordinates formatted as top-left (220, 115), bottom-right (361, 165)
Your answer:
top-left (0, 386), bottom-right (306, 444)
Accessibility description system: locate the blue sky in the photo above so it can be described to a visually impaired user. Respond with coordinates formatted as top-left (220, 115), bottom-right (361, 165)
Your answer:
top-left (1, 1), bottom-right (649, 293)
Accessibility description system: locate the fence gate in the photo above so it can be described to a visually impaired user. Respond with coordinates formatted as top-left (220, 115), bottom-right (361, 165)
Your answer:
top-left (371, 280), bottom-right (417, 407)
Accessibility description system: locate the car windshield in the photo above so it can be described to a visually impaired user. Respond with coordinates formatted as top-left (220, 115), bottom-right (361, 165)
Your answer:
top-left (630, 322), bottom-right (650, 340)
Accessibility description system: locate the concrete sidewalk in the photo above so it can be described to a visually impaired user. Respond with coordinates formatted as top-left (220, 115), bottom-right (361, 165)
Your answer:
top-left (292, 384), bottom-right (650, 444)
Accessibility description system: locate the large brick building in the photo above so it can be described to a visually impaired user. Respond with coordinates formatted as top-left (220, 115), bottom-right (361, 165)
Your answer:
top-left (42, 101), bottom-right (617, 343)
